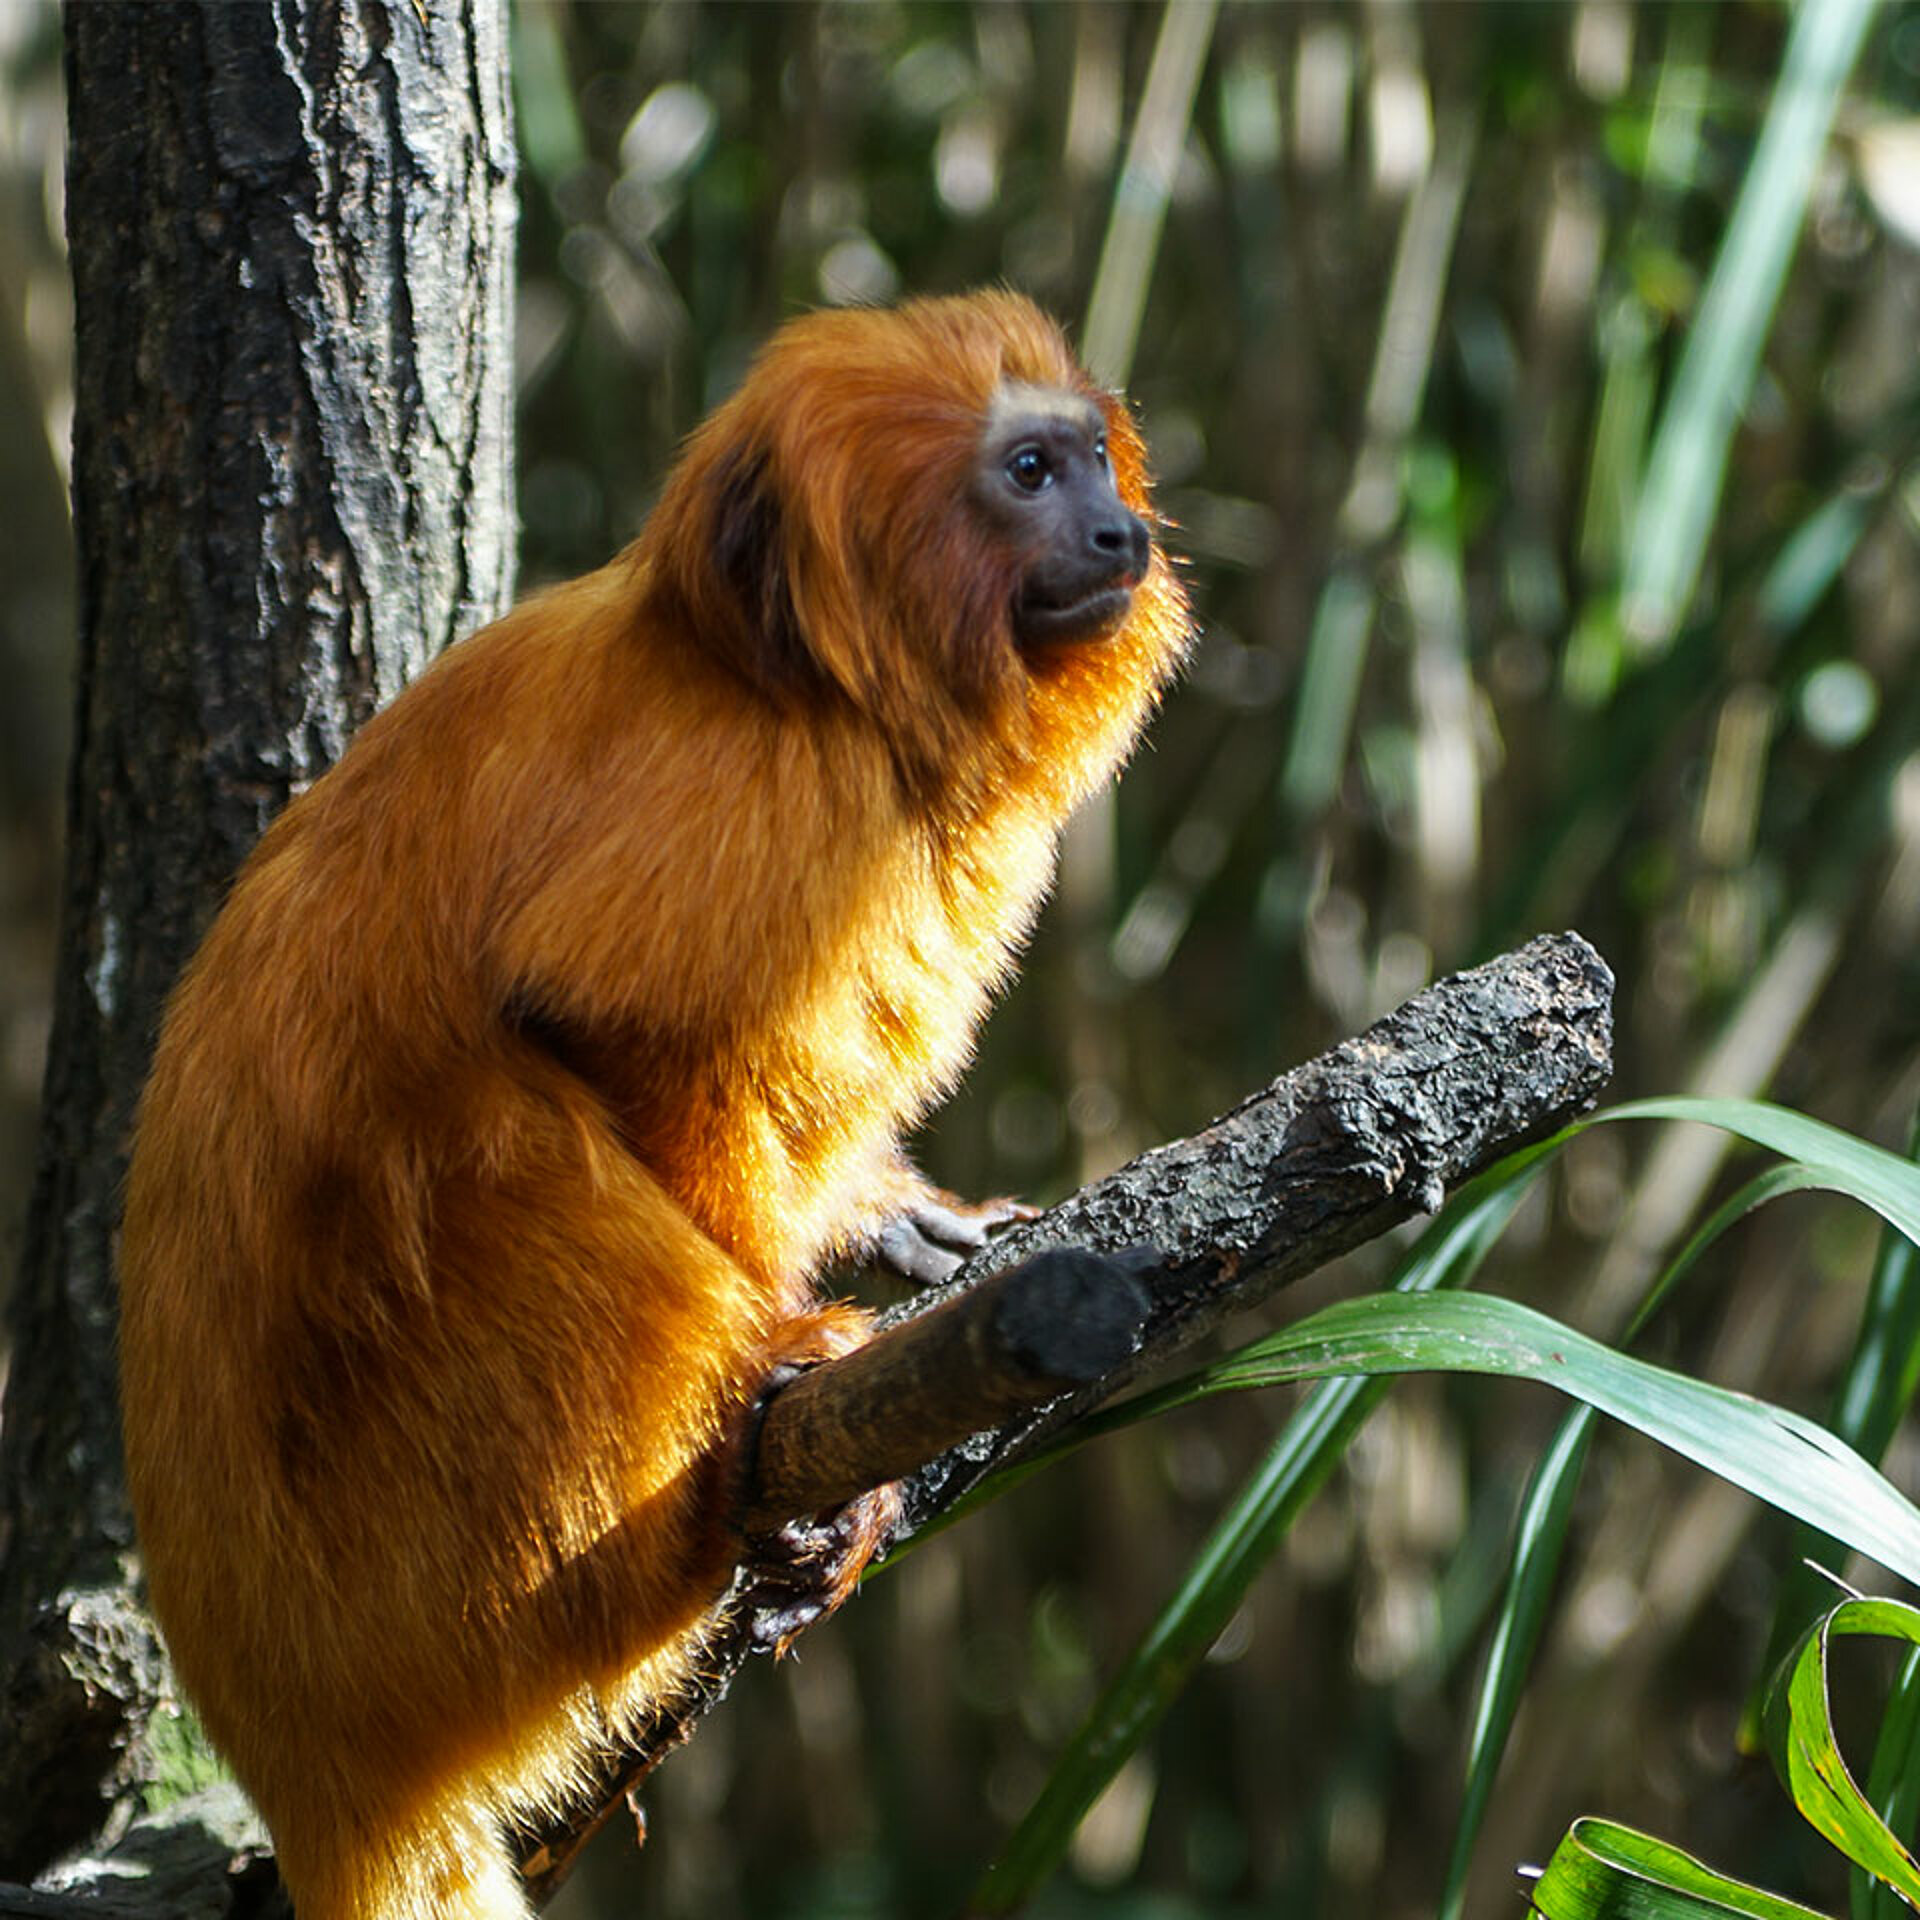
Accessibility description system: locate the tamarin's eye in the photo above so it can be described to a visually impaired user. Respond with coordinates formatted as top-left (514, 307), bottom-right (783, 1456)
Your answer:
top-left (1094, 437), bottom-right (1109, 468)
top-left (1006, 445), bottom-right (1051, 493)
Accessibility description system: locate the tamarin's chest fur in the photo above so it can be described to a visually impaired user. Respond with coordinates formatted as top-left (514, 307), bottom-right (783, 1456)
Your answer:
top-left (206, 573), bottom-right (1072, 1300)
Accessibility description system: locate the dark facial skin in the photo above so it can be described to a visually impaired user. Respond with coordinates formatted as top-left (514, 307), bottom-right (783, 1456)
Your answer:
top-left (975, 383), bottom-right (1153, 647)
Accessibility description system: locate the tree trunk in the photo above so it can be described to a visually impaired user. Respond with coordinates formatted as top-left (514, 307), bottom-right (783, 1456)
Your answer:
top-left (0, 0), bottom-right (515, 1875)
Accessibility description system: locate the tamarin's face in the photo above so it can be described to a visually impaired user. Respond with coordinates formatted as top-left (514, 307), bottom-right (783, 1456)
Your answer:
top-left (973, 382), bottom-right (1153, 650)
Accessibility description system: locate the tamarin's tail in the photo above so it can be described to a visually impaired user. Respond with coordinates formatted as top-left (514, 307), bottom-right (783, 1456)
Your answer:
top-left (273, 1810), bottom-right (530, 1920)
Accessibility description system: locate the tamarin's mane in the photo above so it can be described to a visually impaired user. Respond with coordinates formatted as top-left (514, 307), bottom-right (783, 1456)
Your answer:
top-left (639, 292), bottom-right (1181, 787)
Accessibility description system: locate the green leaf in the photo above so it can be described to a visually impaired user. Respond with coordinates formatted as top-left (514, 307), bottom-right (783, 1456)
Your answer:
top-left (1858, 1646), bottom-right (1920, 1920)
top-left (1590, 1098), bottom-right (1920, 1247)
top-left (1447, 1161), bottom-right (1841, 1920)
top-left (1165, 1291), bottom-right (1920, 1586)
top-left (1762, 1599), bottom-right (1920, 1907)
top-left (509, 3), bottom-right (589, 186)
top-left (1439, 1405), bottom-right (1598, 1920)
top-left (1279, 565), bottom-right (1375, 818)
top-left (1755, 1109), bottom-right (1920, 1753)
top-left (1620, 0), bottom-right (1882, 649)
top-left (1756, 490), bottom-right (1875, 639)
top-left (1527, 1817), bottom-right (1833, 1919)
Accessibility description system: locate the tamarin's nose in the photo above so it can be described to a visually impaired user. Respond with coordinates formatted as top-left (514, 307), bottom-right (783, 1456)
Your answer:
top-left (1092, 511), bottom-right (1151, 582)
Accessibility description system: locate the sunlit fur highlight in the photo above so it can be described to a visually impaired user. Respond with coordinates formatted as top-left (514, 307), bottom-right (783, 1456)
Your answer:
top-left (118, 290), bottom-right (1192, 1920)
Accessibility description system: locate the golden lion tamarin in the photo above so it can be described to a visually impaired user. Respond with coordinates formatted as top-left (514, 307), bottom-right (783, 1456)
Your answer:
top-left (118, 290), bottom-right (1191, 1919)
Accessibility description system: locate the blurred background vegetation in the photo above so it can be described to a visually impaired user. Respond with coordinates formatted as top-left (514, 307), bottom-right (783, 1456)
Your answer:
top-left (5, 2), bottom-right (1920, 1916)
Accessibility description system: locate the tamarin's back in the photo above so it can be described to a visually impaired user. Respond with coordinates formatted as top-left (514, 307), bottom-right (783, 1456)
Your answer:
top-left (119, 291), bottom-right (1189, 1920)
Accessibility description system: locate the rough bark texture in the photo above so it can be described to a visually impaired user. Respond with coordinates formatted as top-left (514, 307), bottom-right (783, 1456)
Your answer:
top-left (0, 1787), bottom-right (280, 1920)
top-left (740, 1248), bottom-right (1158, 1531)
top-left (0, 0), bottom-right (515, 1877)
top-left (518, 930), bottom-right (1615, 1905)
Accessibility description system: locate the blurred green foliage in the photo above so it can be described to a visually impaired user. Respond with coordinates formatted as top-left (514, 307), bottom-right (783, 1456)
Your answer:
top-left (7, 1), bottom-right (1920, 1915)
top-left (496, 6), bottom-right (1920, 1916)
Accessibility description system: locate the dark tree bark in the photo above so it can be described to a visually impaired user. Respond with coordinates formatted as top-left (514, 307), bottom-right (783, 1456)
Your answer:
top-left (0, 0), bottom-right (515, 1876)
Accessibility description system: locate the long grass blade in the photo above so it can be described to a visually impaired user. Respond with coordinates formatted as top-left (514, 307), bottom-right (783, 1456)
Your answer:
top-left (1621, 0), bottom-right (1881, 648)
top-left (1438, 1406), bottom-right (1598, 1920)
top-left (1756, 1111), bottom-right (1920, 1736)
top-left (1762, 1600), bottom-right (1920, 1907)
top-left (1443, 1163), bottom-right (1843, 1919)
top-left (1082, 0), bottom-right (1219, 388)
top-left (1527, 1817), bottom-right (1832, 1918)
top-left (1591, 1098), bottom-right (1920, 1247)
top-left (1858, 1645), bottom-right (1920, 1920)
top-left (1176, 1290), bottom-right (1920, 1584)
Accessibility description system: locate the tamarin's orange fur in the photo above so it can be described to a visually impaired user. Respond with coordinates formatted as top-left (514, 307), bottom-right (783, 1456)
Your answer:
top-left (118, 291), bottom-right (1190, 1920)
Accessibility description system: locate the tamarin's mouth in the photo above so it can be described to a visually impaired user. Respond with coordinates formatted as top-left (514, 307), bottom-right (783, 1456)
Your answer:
top-left (1015, 580), bottom-right (1139, 646)
top-left (1014, 505), bottom-right (1152, 647)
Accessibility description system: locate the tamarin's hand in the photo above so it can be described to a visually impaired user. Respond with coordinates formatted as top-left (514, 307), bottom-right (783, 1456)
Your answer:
top-left (874, 1188), bottom-right (1039, 1287)
top-left (118, 290), bottom-right (1191, 1920)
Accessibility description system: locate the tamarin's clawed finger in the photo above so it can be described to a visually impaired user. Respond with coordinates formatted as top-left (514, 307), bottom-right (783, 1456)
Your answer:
top-left (119, 290), bottom-right (1193, 1920)
top-left (873, 1187), bottom-right (1038, 1286)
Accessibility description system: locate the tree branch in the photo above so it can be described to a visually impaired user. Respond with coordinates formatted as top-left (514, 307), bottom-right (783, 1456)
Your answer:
top-left (740, 1248), bottom-right (1157, 1531)
top-left (516, 929), bottom-right (1614, 1904)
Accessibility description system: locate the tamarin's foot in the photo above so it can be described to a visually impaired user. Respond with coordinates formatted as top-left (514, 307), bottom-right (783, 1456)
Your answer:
top-left (873, 1192), bottom-right (1037, 1287)
top-left (740, 1480), bottom-right (903, 1656)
